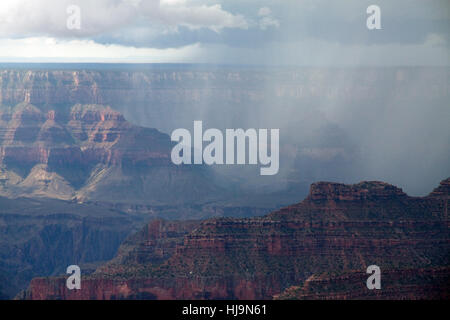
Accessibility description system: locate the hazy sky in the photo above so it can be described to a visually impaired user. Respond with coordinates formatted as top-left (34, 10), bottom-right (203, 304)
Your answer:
top-left (0, 0), bottom-right (448, 65)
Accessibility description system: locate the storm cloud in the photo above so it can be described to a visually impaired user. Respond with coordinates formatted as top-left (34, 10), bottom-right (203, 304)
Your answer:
top-left (0, 0), bottom-right (448, 64)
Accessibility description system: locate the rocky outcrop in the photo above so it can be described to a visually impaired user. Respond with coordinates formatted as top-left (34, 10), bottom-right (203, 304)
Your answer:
top-left (0, 103), bottom-right (226, 205)
top-left (24, 178), bottom-right (450, 300)
top-left (0, 103), bottom-right (166, 167)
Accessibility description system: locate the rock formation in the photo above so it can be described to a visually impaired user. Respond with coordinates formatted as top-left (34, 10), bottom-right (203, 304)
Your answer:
top-left (23, 178), bottom-right (450, 300)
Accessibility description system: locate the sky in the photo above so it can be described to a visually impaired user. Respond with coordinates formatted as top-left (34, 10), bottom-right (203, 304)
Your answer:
top-left (0, 0), bottom-right (449, 65)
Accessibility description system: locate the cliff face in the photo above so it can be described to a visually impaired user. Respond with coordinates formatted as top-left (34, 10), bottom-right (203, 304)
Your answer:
top-left (25, 178), bottom-right (450, 300)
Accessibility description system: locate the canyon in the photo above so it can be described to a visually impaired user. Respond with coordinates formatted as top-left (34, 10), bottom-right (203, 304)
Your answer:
top-left (0, 65), bottom-right (448, 299)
